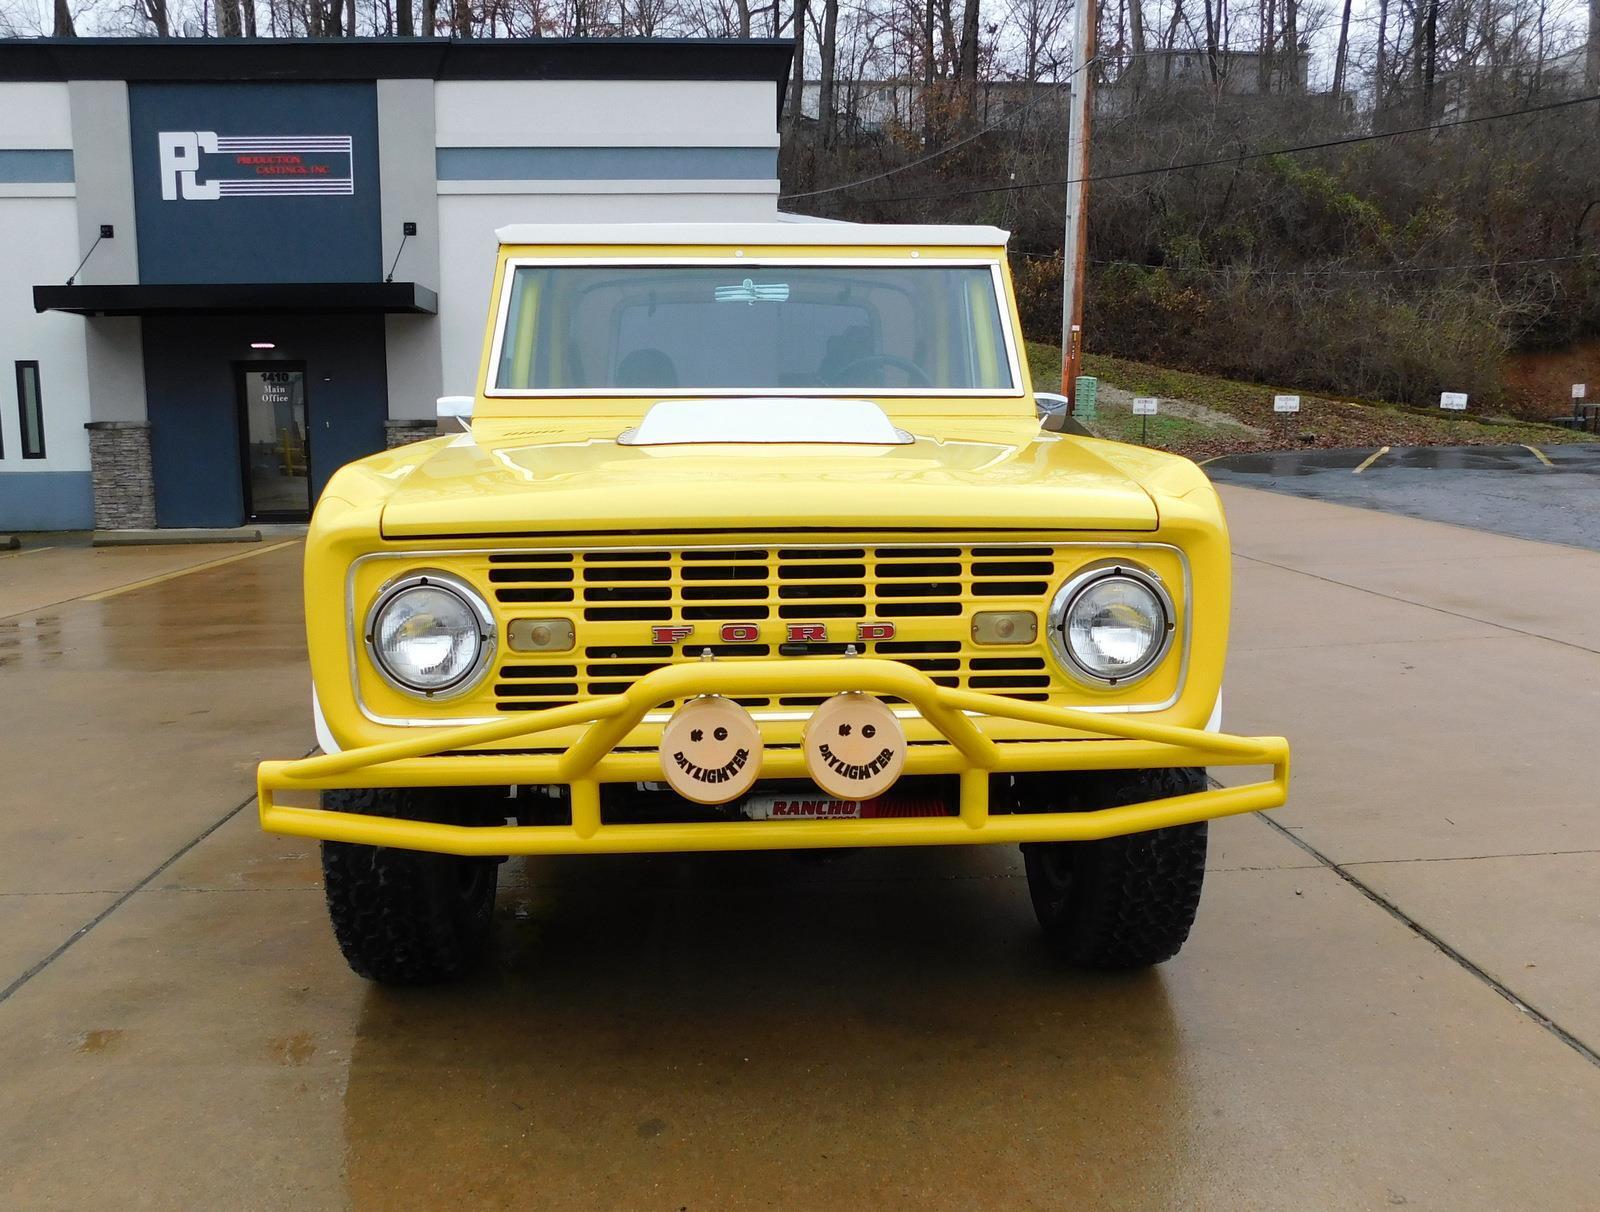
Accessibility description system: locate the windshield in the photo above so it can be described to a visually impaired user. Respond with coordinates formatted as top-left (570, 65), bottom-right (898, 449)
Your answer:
top-left (492, 263), bottom-right (1016, 394)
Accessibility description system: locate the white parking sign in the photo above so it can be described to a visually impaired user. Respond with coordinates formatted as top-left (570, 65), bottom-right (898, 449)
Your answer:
top-left (1274, 395), bottom-right (1300, 413)
top-left (1575, 384), bottom-right (1588, 400)
top-left (1440, 392), bottom-right (1468, 411)
top-left (1132, 397), bottom-right (1159, 415)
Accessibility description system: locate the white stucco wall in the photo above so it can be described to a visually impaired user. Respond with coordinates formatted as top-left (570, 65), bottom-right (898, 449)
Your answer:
top-left (0, 81), bottom-right (72, 148)
top-left (434, 79), bottom-right (781, 149)
top-left (0, 82), bottom-right (93, 526)
top-left (0, 196), bottom-right (93, 478)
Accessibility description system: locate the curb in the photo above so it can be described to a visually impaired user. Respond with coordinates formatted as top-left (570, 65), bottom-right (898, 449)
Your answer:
top-left (92, 528), bottom-right (263, 547)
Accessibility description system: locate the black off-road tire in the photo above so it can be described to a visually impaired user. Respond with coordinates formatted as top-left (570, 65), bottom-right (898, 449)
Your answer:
top-left (1019, 768), bottom-right (1208, 969)
top-left (320, 788), bottom-right (501, 985)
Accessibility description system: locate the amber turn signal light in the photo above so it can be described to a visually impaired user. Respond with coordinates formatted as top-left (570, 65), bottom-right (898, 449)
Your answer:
top-left (971, 610), bottom-right (1037, 645)
top-left (507, 618), bottom-right (575, 653)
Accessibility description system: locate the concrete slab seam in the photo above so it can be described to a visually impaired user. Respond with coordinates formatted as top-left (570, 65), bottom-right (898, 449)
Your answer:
top-left (0, 749), bottom-right (316, 1009)
top-left (0, 540), bottom-right (303, 623)
top-left (83, 540), bottom-right (300, 602)
top-left (1342, 848), bottom-right (1600, 867)
top-left (1239, 806), bottom-right (1600, 1068)
top-left (1234, 552), bottom-right (1600, 658)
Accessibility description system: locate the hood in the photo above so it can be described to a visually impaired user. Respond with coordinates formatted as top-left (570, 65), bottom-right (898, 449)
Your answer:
top-left (378, 415), bottom-right (1159, 538)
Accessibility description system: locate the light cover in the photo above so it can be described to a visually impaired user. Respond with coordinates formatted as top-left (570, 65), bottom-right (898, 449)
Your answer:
top-left (1062, 575), bottom-right (1168, 680)
top-left (370, 582), bottom-right (486, 694)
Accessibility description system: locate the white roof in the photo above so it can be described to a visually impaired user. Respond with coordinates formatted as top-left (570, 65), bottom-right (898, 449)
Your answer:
top-left (494, 221), bottom-right (1011, 248)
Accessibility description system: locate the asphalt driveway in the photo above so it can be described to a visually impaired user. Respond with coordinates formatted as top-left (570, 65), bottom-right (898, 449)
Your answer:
top-left (1206, 443), bottom-right (1600, 551)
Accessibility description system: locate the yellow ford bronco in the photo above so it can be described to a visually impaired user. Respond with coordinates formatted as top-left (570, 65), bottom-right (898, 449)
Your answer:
top-left (258, 222), bottom-right (1289, 984)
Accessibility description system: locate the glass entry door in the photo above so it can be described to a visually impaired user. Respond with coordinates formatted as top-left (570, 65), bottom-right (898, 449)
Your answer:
top-left (237, 363), bottom-right (311, 521)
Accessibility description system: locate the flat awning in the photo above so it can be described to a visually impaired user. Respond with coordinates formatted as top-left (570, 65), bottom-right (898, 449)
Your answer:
top-left (33, 281), bottom-right (438, 317)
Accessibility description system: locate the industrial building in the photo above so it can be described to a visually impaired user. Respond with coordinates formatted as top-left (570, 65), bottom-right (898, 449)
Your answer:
top-left (0, 37), bottom-right (791, 529)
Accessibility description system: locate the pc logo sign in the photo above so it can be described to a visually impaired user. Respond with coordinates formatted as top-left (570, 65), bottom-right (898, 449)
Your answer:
top-left (159, 132), bottom-right (222, 201)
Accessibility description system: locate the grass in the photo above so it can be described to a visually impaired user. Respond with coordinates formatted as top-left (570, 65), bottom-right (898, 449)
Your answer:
top-left (1025, 342), bottom-right (1591, 458)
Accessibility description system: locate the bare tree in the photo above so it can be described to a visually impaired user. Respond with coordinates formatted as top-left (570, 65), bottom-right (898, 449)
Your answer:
top-left (816, 0), bottom-right (841, 143)
top-left (1588, 0), bottom-right (1599, 89)
top-left (1331, 0), bottom-right (1352, 98)
top-left (789, 0), bottom-right (807, 139)
top-left (957, 0), bottom-right (981, 113)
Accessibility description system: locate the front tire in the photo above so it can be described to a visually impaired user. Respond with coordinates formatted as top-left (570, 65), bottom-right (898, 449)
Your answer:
top-left (1019, 768), bottom-right (1208, 969)
top-left (320, 789), bottom-right (500, 985)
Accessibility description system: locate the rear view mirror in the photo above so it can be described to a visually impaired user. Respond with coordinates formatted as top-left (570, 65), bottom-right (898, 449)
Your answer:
top-left (1034, 392), bottom-right (1090, 436)
top-left (436, 395), bottom-right (474, 419)
top-left (1035, 392), bottom-right (1068, 432)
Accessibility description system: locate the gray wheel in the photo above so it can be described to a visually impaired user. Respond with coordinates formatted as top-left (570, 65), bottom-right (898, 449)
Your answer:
top-left (1019, 768), bottom-right (1208, 969)
top-left (320, 788), bottom-right (501, 985)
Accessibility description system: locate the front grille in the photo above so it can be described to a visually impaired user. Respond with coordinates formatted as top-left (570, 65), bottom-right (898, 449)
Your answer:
top-left (486, 544), bottom-right (1070, 712)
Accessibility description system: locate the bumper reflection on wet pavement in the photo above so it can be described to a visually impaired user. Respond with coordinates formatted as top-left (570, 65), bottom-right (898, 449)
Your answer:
top-left (343, 847), bottom-right (1192, 1208)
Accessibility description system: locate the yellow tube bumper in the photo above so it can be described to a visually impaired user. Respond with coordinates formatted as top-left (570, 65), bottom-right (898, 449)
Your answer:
top-left (258, 658), bottom-right (1289, 856)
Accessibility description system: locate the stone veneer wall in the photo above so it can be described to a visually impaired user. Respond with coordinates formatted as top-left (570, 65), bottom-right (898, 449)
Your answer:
top-left (385, 420), bottom-right (440, 449)
top-left (84, 421), bottom-right (156, 530)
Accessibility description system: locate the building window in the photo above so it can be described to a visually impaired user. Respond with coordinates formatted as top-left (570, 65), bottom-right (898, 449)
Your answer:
top-left (16, 362), bottom-right (44, 459)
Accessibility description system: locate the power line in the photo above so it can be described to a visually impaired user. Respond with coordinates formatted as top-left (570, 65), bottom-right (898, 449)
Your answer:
top-left (781, 53), bottom-right (1102, 201)
top-left (782, 91), bottom-right (1600, 206)
top-left (1013, 248), bottom-right (1600, 277)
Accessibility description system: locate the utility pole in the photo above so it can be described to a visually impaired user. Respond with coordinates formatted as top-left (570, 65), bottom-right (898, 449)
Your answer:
top-left (1060, 0), bottom-right (1097, 405)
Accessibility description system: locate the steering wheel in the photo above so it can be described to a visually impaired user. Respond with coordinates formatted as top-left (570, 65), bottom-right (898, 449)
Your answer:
top-left (823, 354), bottom-right (933, 388)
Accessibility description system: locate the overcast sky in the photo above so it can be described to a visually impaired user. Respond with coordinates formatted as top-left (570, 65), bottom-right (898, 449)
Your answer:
top-left (4, 0), bottom-right (1592, 95)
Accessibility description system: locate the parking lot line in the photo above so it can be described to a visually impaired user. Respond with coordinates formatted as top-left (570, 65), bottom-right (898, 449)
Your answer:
top-left (0, 546), bottom-right (55, 560)
top-left (82, 540), bottom-right (299, 603)
top-left (1523, 444), bottom-right (1554, 467)
top-left (1352, 445), bottom-right (1390, 474)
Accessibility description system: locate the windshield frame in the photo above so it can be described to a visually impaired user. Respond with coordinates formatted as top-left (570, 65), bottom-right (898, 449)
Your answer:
top-left (481, 257), bottom-right (1026, 400)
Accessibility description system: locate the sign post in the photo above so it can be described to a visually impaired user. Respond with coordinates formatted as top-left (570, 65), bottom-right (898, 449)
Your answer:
top-left (1132, 396), bottom-right (1158, 444)
top-left (1273, 394), bottom-right (1300, 441)
top-left (1439, 392), bottom-right (1469, 412)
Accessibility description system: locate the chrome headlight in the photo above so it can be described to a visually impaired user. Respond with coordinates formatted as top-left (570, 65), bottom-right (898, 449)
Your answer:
top-left (364, 571), bottom-right (496, 699)
top-left (1048, 562), bottom-right (1175, 686)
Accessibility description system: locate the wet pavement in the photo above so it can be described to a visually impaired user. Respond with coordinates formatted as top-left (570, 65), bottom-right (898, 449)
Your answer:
top-left (1207, 443), bottom-right (1600, 551)
top-left (2, 496), bottom-right (1599, 1209)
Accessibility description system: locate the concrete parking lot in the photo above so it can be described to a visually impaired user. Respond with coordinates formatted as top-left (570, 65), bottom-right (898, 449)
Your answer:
top-left (2, 485), bottom-right (1598, 1209)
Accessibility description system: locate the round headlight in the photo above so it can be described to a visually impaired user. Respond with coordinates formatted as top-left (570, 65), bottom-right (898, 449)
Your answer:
top-left (364, 571), bottom-right (496, 699)
top-left (1049, 564), bottom-right (1174, 685)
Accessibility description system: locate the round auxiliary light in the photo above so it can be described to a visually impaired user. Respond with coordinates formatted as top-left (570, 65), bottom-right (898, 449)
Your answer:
top-left (364, 571), bottom-right (496, 699)
top-left (1048, 563), bottom-right (1175, 686)
top-left (803, 692), bottom-right (906, 800)
top-left (659, 695), bottom-right (763, 804)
